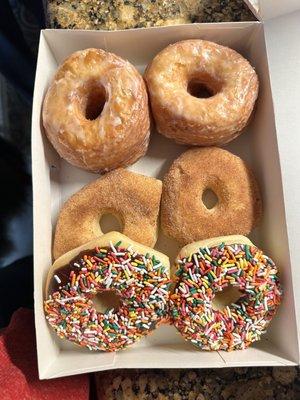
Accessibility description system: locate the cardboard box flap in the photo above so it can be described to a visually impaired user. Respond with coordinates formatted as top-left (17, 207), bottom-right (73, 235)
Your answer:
top-left (243, 0), bottom-right (260, 20)
top-left (244, 0), bottom-right (300, 21)
top-left (263, 9), bottom-right (300, 361)
top-left (33, 22), bottom-right (300, 378)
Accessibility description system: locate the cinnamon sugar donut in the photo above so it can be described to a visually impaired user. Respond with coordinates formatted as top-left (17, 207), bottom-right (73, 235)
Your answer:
top-left (43, 48), bottom-right (150, 173)
top-left (53, 169), bottom-right (162, 259)
top-left (161, 148), bottom-right (262, 245)
top-left (145, 40), bottom-right (259, 146)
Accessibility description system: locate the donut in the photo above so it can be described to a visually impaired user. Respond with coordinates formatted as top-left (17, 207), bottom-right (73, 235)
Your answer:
top-left (44, 232), bottom-right (171, 351)
top-left (144, 39), bottom-right (259, 146)
top-left (43, 48), bottom-right (150, 173)
top-left (53, 169), bottom-right (162, 259)
top-left (161, 147), bottom-right (262, 245)
top-left (170, 235), bottom-right (282, 351)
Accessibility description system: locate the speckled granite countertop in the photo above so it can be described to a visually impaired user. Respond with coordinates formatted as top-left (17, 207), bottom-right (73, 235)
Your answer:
top-left (95, 367), bottom-right (300, 400)
top-left (47, 0), bottom-right (255, 30)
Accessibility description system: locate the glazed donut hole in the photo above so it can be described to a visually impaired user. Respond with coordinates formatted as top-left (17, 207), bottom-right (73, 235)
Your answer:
top-left (79, 80), bottom-right (107, 121)
top-left (187, 73), bottom-right (223, 99)
top-left (85, 85), bottom-right (107, 120)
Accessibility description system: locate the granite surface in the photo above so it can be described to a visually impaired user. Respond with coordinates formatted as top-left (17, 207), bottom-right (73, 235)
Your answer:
top-left (95, 367), bottom-right (300, 400)
top-left (47, 0), bottom-right (255, 30)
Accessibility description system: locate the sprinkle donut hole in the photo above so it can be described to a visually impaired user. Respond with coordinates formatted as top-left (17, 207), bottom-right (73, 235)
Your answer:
top-left (93, 290), bottom-right (121, 313)
top-left (212, 286), bottom-right (241, 311)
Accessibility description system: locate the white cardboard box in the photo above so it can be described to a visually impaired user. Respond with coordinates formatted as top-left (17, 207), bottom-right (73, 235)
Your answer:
top-left (32, 1), bottom-right (300, 379)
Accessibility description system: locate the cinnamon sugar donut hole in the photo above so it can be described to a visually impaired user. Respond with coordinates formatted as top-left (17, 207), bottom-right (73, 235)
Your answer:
top-left (43, 48), bottom-right (150, 173)
top-left (145, 40), bottom-right (259, 146)
top-left (53, 169), bottom-right (162, 259)
top-left (161, 147), bottom-right (262, 245)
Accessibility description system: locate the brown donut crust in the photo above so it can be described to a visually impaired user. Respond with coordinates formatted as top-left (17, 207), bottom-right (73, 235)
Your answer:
top-left (43, 48), bottom-right (150, 173)
top-left (161, 147), bottom-right (262, 244)
top-left (53, 169), bottom-right (162, 259)
top-left (145, 40), bottom-right (259, 146)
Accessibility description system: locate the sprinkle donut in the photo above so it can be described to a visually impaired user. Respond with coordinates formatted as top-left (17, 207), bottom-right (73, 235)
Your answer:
top-left (53, 169), bottom-right (162, 259)
top-left (44, 232), bottom-right (170, 351)
top-left (170, 235), bottom-right (282, 351)
top-left (161, 147), bottom-right (262, 245)
top-left (145, 39), bottom-right (258, 146)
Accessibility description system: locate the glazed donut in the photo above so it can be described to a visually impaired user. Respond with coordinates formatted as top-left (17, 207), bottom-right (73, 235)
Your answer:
top-left (43, 48), bottom-right (150, 173)
top-left (161, 147), bottom-right (262, 245)
top-left (44, 232), bottom-right (171, 351)
top-left (145, 39), bottom-right (259, 146)
top-left (53, 169), bottom-right (162, 259)
top-left (170, 235), bottom-right (282, 351)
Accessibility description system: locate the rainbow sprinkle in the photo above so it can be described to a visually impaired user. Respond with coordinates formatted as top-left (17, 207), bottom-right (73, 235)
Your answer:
top-left (170, 243), bottom-right (282, 351)
top-left (44, 241), bottom-right (170, 351)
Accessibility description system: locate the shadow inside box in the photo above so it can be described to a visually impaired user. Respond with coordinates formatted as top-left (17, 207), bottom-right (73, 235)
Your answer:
top-left (54, 159), bottom-right (99, 189)
top-left (55, 324), bottom-right (190, 354)
top-left (39, 109), bottom-right (97, 189)
top-left (42, 117), bottom-right (186, 185)
top-left (59, 339), bottom-right (98, 353)
top-left (130, 343), bottom-right (199, 353)
top-left (60, 341), bottom-right (196, 355)
top-left (219, 337), bottom-right (296, 364)
top-left (130, 129), bottom-right (187, 180)
top-left (155, 231), bottom-right (181, 267)
top-left (47, 323), bottom-right (294, 367)
top-left (134, 324), bottom-right (196, 351)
